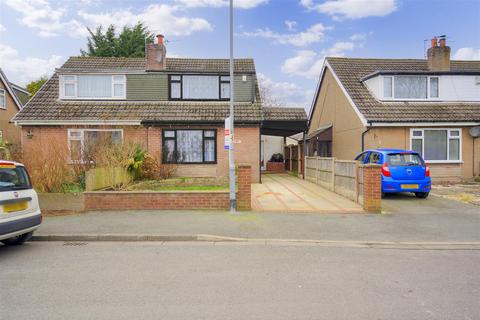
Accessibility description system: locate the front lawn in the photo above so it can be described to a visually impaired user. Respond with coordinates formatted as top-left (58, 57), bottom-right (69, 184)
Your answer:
top-left (126, 179), bottom-right (228, 192)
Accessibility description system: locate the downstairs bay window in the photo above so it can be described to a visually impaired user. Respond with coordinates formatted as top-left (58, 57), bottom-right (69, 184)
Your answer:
top-left (68, 129), bottom-right (123, 162)
top-left (410, 129), bottom-right (461, 162)
top-left (163, 129), bottom-right (216, 164)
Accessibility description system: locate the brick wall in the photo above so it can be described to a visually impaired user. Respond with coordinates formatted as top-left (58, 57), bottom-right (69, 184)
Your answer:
top-left (237, 164), bottom-right (251, 211)
top-left (84, 191), bottom-right (230, 210)
top-left (21, 124), bottom-right (260, 183)
top-left (361, 164), bottom-right (382, 213)
top-left (83, 164), bottom-right (252, 211)
top-left (266, 161), bottom-right (285, 172)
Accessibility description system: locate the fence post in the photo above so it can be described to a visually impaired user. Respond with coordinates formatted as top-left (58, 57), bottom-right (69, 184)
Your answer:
top-left (354, 163), bottom-right (359, 203)
top-left (331, 158), bottom-right (336, 191)
top-left (315, 157), bottom-right (319, 184)
top-left (289, 146), bottom-right (293, 171)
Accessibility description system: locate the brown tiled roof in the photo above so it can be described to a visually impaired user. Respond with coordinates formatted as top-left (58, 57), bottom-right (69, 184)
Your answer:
top-left (59, 57), bottom-right (256, 73)
top-left (326, 57), bottom-right (480, 123)
top-left (14, 74), bottom-right (262, 123)
top-left (263, 107), bottom-right (307, 121)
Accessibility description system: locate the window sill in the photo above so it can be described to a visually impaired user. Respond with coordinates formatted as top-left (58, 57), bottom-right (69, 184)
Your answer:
top-left (425, 160), bottom-right (463, 164)
top-left (163, 162), bottom-right (217, 165)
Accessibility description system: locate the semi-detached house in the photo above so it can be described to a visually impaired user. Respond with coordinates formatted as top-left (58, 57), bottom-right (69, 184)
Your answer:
top-left (13, 35), bottom-right (307, 182)
top-left (307, 38), bottom-right (480, 182)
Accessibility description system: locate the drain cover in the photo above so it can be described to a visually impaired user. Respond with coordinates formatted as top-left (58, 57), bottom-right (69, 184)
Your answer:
top-left (63, 242), bottom-right (87, 246)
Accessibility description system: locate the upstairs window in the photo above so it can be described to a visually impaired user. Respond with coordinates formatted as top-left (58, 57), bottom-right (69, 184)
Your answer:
top-left (0, 89), bottom-right (5, 109)
top-left (169, 75), bottom-right (230, 100)
top-left (60, 75), bottom-right (126, 99)
top-left (382, 76), bottom-right (440, 100)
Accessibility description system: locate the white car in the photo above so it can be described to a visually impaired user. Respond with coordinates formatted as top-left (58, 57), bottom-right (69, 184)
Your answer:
top-left (0, 160), bottom-right (41, 245)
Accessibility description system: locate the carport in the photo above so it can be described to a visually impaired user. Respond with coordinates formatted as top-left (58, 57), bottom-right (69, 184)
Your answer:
top-left (261, 107), bottom-right (308, 179)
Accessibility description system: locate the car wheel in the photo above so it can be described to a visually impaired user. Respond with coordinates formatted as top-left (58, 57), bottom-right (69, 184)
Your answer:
top-left (1, 231), bottom-right (34, 245)
top-left (415, 192), bottom-right (429, 199)
top-left (381, 192), bottom-right (386, 199)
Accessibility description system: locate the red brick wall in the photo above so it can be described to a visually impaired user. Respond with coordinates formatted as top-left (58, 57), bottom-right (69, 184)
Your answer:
top-left (266, 161), bottom-right (285, 172)
top-left (84, 191), bottom-right (230, 210)
top-left (362, 164), bottom-right (382, 213)
top-left (237, 164), bottom-right (251, 211)
top-left (21, 124), bottom-right (260, 183)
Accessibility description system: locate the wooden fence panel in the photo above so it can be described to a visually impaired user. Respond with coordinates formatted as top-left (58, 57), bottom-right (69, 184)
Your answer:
top-left (303, 156), bottom-right (362, 204)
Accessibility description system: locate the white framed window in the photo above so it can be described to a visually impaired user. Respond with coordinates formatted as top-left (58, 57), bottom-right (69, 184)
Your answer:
top-left (0, 88), bottom-right (6, 109)
top-left (410, 128), bottom-right (461, 163)
top-left (169, 75), bottom-right (231, 100)
top-left (60, 75), bottom-right (126, 100)
top-left (382, 76), bottom-right (440, 100)
top-left (68, 129), bottom-right (123, 162)
top-left (429, 77), bottom-right (439, 98)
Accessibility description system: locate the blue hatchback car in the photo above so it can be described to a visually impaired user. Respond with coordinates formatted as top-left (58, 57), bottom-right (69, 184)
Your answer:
top-left (355, 149), bottom-right (431, 198)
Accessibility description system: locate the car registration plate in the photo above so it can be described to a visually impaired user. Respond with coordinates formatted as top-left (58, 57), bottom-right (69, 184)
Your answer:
top-left (401, 184), bottom-right (419, 189)
top-left (3, 201), bottom-right (28, 213)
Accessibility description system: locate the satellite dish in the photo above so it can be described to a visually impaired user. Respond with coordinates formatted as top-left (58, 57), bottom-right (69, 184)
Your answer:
top-left (469, 126), bottom-right (480, 138)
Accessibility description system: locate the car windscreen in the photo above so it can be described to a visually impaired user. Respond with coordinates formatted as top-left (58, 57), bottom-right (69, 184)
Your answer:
top-left (387, 153), bottom-right (424, 166)
top-left (0, 165), bottom-right (32, 191)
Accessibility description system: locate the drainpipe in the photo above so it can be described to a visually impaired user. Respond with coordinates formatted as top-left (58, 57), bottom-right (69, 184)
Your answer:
top-left (361, 122), bottom-right (372, 152)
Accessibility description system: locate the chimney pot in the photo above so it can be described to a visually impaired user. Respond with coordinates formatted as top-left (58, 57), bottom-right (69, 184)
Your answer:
top-left (439, 37), bottom-right (446, 47)
top-left (157, 34), bottom-right (164, 45)
top-left (431, 37), bottom-right (438, 48)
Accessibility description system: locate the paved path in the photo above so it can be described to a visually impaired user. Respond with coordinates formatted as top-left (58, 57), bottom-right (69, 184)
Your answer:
top-left (1, 242), bottom-right (479, 320)
top-left (36, 202), bottom-right (480, 243)
top-left (253, 174), bottom-right (362, 213)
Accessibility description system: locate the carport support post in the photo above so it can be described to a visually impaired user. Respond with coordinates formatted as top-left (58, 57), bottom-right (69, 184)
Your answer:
top-left (331, 158), bottom-right (336, 192)
top-left (302, 131), bottom-right (306, 179)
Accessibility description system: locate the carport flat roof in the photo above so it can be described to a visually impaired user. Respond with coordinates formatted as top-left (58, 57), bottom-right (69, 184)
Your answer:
top-left (262, 107), bottom-right (308, 137)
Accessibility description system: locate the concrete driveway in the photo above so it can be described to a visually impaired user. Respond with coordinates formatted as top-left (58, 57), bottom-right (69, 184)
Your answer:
top-left (382, 192), bottom-right (480, 215)
top-left (252, 174), bottom-right (362, 213)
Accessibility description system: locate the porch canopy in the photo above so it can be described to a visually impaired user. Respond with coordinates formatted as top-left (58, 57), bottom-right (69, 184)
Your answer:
top-left (261, 107), bottom-right (308, 137)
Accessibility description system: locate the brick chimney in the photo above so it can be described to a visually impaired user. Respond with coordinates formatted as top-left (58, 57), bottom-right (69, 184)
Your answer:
top-left (146, 34), bottom-right (166, 71)
top-left (427, 36), bottom-right (450, 71)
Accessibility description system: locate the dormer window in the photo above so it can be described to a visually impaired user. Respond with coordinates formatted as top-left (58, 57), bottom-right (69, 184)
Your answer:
top-left (60, 75), bottom-right (126, 99)
top-left (169, 75), bottom-right (230, 101)
top-left (382, 75), bottom-right (440, 100)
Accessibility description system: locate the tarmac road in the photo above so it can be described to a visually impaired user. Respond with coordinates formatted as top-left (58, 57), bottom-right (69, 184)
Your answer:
top-left (1, 241), bottom-right (479, 320)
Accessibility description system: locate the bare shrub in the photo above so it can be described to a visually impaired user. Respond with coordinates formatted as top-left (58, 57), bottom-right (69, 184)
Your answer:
top-left (139, 153), bottom-right (177, 180)
top-left (157, 163), bottom-right (177, 180)
top-left (140, 154), bottom-right (159, 179)
top-left (22, 138), bottom-right (74, 193)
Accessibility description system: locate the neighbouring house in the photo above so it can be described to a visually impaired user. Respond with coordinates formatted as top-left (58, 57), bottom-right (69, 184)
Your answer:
top-left (0, 68), bottom-right (28, 149)
top-left (306, 37), bottom-right (480, 182)
top-left (13, 35), bottom-right (307, 182)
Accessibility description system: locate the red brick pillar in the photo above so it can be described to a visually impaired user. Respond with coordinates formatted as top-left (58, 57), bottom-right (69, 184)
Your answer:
top-left (236, 164), bottom-right (251, 211)
top-left (362, 164), bottom-right (382, 213)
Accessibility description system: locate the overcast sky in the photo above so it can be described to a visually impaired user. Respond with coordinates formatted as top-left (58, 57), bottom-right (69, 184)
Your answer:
top-left (0, 0), bottom-right (479, 109)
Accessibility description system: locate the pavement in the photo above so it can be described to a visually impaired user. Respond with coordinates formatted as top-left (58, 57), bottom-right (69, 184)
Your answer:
top-left (34, 192), bottom-right (480, 244)
top-left (1, 241), bottom-right (479, 320)
top-left (252, 174), bottom-right (362, 213)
